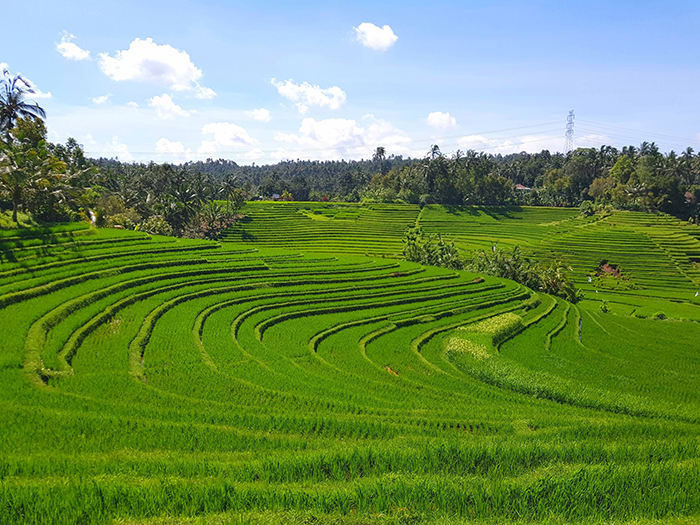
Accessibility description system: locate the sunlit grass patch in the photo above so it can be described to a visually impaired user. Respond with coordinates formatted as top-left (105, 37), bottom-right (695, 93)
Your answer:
top-left (445, 337), bottom-right (490, 359)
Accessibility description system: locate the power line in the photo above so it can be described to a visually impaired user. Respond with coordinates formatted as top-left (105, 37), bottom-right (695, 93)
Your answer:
top-left (576, 119), bottom-right (700, 145)
top-left (576, 127), bottom-right (696, 152)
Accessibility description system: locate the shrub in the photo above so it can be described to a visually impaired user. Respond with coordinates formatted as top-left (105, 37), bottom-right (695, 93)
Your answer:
top-left (467, 245), bottom-right (581, 303)
top-left (107, 212), bottom-right (138, 230)
top-left (139, 215), bottom-right (173, 236)
top-left (402, 226), bottom-right (463, 270)
top-left (467, 245), bottom-right (539, 289)
top-left (181, 202), bottom-right (239, 240)
top-left (580, 200), bottom-right (595, 217)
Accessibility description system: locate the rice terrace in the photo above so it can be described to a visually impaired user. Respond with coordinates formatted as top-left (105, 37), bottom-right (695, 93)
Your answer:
top-left (5, 2), bottom-right (700, 523)
top-left (3, 200), bottom-right (700, 524)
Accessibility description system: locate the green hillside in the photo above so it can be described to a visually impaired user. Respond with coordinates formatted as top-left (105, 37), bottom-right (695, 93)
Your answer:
top-left (1, 204), bottom-right (700, 525)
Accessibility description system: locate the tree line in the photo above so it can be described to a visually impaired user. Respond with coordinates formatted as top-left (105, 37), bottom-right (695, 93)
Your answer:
top-left (3, 68), bottom-right (700, 234)
top-left (93, 142), bottom-right (700, 221)
top-left (366, 144), bottom-right (699, 219)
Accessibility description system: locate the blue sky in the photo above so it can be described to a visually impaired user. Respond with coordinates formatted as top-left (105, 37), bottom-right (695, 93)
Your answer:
top-left (3, 0), bottom-right (700, 163)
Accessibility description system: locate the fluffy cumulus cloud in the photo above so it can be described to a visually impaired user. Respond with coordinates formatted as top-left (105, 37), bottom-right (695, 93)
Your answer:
top-left (30, 87), bottom-right (53, 99)
top-left (94, 136), bottom-right (133, 161)
top-left (271, 79), bottom-right (346, 114)
top-left (354, 23), bottom-right (398, 51)
top-left (56, 32), bottom-right (91, 61)
top-left (148, 93), bottom-right (190, 119)
top-left (155, 125), bottom-right (262, 163)
top-left (274, 114), bottom-right (412, 160)
top-left (246, 108), bottom-right (271, 122)
top-left (92, 94), bottom-right (111, 105)
top-left (198, 122), bottom-right (256, 156)
top-left (155, 137), bottom-right (192, 162)
top-left (98, 38), bottom-right (216, 98)
top-left (427, 111), bottom-right (457, 130)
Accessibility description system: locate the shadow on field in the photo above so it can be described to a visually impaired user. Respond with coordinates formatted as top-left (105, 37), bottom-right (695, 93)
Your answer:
top-left (0, 247), bottom-right (18, 263)
top-left (241, 231), bottom-right (257, 242)
top-left (0, 231), bottom-right (82, 264)
top-left (444, 205), bottom-right (479, 217)
top-left (482, 206), bottom-right (521, 220)
top-left (443, 205), bottom-right (523, 220)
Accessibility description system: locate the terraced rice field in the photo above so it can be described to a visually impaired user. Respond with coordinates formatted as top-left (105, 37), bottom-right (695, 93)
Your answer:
top-left (2, 205), bottom-right (700, 525)
top-left (222, 201), bottom-right (419, 256)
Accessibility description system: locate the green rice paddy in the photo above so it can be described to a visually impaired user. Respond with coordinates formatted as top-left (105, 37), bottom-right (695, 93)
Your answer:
top-left (2, 202), bottom-right (700, 524)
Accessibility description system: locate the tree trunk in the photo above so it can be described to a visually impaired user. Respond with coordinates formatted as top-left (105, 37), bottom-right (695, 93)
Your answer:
top-left (12, 185), bottom-right (20, 224)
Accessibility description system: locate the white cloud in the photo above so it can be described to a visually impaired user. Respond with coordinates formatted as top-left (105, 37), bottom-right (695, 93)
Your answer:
top-left (148, 93), bottom-right (190, 119)
top-left (457, 135), bottom-right (518, 154)
top-left (271, 79), bottom-right (346, 113)
top-left (30, 88), bottom-right (53, 99)
top-left (92, 94), bottom-right (111, 105)
top-left (198, 122), bottom-right (256, 155)
top-left (246, 108), bottom-right (271, 122)
top-left (126, 101), bottom-right (139, 109)
top-left (353, 23), bottom-right (398, 51)
top-left (56, 32), bottom-right (91, 61)
top-left (193, 86), bottom-right (216, 100)
top-left (427, 111), bottom-right (457, 130)
top-left (156, 137), bottom-right (192, 162)
top-left (158, 125), bottom-right (262, 163)
top-left (238, 148), bottom-right (265, 160)
top-left (98, 37), bottom-right (216, 97)
top-left (98, 136), bottom-right (133, 161)
top-left (274, 115), bottom-right (412, 160)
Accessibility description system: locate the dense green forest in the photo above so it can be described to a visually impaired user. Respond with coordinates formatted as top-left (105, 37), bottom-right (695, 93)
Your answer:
top-left (93, 141), bottom-right (700, 216)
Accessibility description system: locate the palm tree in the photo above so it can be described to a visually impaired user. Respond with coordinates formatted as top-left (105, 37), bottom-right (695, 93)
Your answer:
top-left (373, 146), bottom-right (387, 175)
top-left (680, 147), bottom-right (697, 186)
top-left (0, 140), bottom-right (66, 223)
top-left (621, 145), bottom-right (637, 160)
top-left (639, 141), bottom-right (660, 158)
top-left (0, 145), bottom-right (23, 222)
top-left (0, 70), bottom-right (47, 137)
top-left (428, 144), bottom-right (442, 160)
top-left (372, 146), bottom-right (386, 164)
top-left (221, 174), bottom-right (239, 214)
